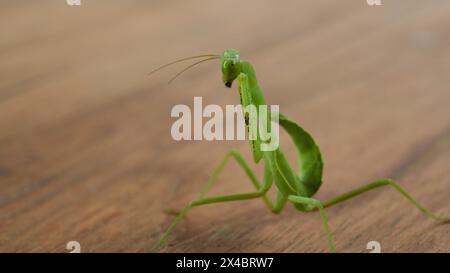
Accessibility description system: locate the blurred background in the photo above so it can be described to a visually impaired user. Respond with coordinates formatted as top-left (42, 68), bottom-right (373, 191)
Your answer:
top-left (0, 0), bottom-right (449, 252)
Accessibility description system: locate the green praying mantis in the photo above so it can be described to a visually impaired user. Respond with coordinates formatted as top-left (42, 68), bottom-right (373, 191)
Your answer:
top-left (150, 49), bottom-right (449, 252)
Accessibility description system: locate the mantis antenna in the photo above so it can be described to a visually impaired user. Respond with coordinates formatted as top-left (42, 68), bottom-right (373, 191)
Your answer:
top-left (167, 56), bottom-right (220, 84)
top-left (148, 54), bottom-right (219, 76)
top-left (152, 49), bottom-right (450, 253)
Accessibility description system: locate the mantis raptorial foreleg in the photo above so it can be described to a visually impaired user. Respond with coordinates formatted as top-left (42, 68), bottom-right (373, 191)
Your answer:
top-left (150, 49), bottom-right (450, 252)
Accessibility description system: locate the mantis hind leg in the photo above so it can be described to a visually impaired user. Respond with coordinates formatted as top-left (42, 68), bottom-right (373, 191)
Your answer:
top-left (288, 196), bottom-right (336, 252)
top-left (321, 179), bottom-right (450, 223)
top-left (288, 179), bottom-right (449, 253)
top-left (152, 149), bottom-right (288, 252)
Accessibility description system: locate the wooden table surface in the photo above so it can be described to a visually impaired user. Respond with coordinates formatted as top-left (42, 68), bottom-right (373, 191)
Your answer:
top-left (1, 1), bottom-right (449, 253)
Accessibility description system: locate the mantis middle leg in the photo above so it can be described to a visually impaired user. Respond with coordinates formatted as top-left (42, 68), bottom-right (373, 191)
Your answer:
top-left (289, 179), bottom-right (450, 252)
top-left (152, 149), bottom-right (288, 252)
top-left (288, 195), bottom-right (336, 252)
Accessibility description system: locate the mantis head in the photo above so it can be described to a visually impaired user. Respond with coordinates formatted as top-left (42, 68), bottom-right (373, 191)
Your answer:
top-left (149, 49), bottom-right (242, 87)
top-left (221, 49), bottom-right (241, 88)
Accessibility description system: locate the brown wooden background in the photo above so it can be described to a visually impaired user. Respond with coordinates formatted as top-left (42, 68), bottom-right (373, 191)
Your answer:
top-left (1, 0), bottom-right (449, 252)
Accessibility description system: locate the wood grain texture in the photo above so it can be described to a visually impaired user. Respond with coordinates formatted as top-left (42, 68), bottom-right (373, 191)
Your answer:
top-left (1, 0), bottom-right (449, 253)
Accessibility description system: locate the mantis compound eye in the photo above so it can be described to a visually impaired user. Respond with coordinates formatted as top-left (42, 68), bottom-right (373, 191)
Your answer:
top-left (221, 49), bottom-right (240, 63)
